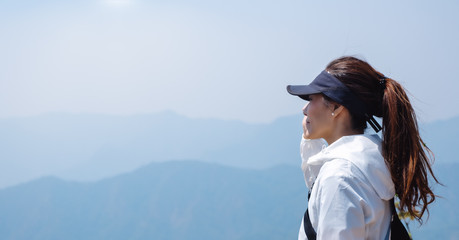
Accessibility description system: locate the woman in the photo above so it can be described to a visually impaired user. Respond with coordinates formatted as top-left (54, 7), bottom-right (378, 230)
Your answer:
top-left (286, 56), bottom-right (438, 239)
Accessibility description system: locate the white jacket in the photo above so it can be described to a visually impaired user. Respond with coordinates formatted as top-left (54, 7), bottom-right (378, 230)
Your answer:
top-left (298, 134), bottom-right (395, 240)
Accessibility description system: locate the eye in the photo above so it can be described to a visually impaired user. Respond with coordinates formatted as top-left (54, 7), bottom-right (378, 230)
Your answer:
top-left (309, 95), bottom-right (317, 101)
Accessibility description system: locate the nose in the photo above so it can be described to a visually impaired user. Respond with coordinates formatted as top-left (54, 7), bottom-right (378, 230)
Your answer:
top-left (302, 103), bottom-right (309, 116)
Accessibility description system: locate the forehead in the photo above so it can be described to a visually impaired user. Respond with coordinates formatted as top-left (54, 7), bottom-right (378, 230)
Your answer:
top-left (307, 93), bottom-right (323, 100)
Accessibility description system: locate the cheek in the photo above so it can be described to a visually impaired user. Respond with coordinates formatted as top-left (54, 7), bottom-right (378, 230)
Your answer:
top-left (317, 110), bottom-right (330, 121)
top-left (307, 104), bottom-right (321, 118)
top-left (309, 104), bottom-right (331, 127)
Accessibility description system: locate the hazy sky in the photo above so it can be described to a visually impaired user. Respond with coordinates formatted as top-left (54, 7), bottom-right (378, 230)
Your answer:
top-left (1, 0), bottom-right (458, 123)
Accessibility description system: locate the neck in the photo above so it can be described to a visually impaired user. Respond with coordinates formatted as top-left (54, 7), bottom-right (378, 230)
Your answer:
top-left (324, 127), bottom-right (363, 145)
top-left (323, 107), bottom-right (364, 145)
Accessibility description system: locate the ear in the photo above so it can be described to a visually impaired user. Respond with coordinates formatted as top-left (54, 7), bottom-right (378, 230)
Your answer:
top-left (332, 105), bottom-right (345, 117)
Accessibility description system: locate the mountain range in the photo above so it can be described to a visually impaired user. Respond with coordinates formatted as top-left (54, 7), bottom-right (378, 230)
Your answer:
top-left (0, 112), bottom-right (457, 239)
top-left (0, 111), bottom-right (302, 189)
top-left (0, 161), bottom-right (307, 240)
top-left (1, 112), bottom-right (456, 189)
top-left (0, 160), bottom-right (457, 239)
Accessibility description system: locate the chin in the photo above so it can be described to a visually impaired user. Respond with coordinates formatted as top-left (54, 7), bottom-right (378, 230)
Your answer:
top-left (304, 131), bottom-right (323, 140)
top-left (303, 132), bottom-right (315, 139)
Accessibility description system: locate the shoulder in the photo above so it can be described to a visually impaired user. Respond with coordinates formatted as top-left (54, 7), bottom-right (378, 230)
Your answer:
top-left (312, 158), bottom-right (371, 202)
top-left (317, 158), bottom-right (366, 185)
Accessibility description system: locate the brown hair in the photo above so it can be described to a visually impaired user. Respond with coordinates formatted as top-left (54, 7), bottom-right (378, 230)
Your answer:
top-left (325, 56), bottom-right (438, 222)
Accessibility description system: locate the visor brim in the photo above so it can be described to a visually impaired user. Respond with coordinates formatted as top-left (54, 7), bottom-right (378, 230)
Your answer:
top-left (286, 85), bottom-right (321, 100)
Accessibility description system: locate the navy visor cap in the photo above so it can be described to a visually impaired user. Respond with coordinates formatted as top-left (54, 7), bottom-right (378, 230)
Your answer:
top-left (287, 70), bottom-right (383, 132)
top-left (286, 70), bottom-right (368, 116)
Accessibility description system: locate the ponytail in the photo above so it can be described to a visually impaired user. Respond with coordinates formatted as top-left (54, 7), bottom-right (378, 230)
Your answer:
top-left (382, 78), bottom-right (438, 222)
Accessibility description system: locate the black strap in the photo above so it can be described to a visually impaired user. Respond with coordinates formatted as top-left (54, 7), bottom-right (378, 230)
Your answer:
top-left (389, 198), bottom-right (412, 240)
top-left (303, 190), bottom-right (317, 240)
top-left (366, 114), bottom-right (382, 132)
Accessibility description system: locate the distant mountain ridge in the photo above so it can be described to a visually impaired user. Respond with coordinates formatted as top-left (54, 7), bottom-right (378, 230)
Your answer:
top-left (0, 160), bottom-right (457, 240)
top-left (0, 111), bottom-right (302, 189)
top-left (0, 111), bottom-right (456, 189)
top-left (0, 161), bottom-right (307, 240)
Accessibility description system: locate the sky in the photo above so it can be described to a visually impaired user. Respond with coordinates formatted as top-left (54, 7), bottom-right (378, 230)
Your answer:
top-left (1, 0), bottom-right (458, 124)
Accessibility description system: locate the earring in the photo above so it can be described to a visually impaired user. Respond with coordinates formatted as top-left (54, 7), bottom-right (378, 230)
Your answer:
top-left (331, 112), bottom-right (335, 116)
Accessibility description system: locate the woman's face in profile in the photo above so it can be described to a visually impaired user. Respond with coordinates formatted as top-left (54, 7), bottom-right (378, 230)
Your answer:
top-left (302, 94), bottom-right (334, 140)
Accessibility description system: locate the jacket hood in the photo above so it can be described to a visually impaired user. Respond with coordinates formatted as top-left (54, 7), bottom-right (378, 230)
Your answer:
top-left (302, 134), bottom-right (395, 200)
